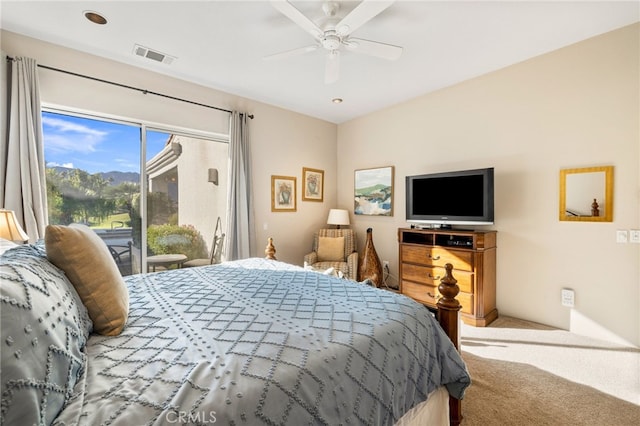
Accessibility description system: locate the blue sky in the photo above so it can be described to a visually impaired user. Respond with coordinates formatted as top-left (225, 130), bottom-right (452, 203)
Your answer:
top-left (43, 111), bottom-right (169, 174)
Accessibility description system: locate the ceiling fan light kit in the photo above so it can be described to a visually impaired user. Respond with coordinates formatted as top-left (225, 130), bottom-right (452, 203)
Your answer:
top-left (322, 32), bottom-right (341, 51)
top-left (268, 0), bottom-right (403, 84)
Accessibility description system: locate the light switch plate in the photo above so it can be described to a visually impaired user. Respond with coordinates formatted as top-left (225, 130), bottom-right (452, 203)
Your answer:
top-left (616, 230), bottom-right (628, 243)
top-left (630, 230), bottom-right (640, 244)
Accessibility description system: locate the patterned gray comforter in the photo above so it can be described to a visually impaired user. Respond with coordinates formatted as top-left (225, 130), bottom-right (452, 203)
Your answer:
top-left (54, 258), bottom-right (470, 425)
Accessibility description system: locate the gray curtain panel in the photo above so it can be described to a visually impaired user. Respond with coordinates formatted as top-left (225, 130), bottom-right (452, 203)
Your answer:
top-left (2, 56), bottom-right (47, 242)
top-left (225, 111), bottom-right (255, 260)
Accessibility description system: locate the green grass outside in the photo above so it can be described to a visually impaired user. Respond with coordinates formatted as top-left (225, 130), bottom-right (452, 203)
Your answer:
top-left (90, 212), bottom-right (131, 229)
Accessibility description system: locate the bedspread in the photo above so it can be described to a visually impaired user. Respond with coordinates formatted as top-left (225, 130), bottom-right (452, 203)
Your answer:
top-left (54, 258), bottom-right (470, 425)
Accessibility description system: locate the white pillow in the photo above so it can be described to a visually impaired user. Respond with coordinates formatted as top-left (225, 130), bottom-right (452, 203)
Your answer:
top-left (0, 238), bottom-right (19, 256)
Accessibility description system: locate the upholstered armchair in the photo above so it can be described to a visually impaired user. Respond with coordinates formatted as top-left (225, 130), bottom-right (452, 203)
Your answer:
top-left (303, 228), bottom-right (358, 280)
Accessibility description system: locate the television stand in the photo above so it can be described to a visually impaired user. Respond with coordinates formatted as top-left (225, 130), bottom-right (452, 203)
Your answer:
top-left (398, 227), bottom-right (498, 327)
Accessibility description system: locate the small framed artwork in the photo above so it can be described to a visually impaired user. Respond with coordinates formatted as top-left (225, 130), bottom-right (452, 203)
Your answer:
top-left (302, 167), bottom-right (324, 202)
top-left (271, 175), bottom-right (297, 212)
top-left (354, 166), bottom-right (394, 216)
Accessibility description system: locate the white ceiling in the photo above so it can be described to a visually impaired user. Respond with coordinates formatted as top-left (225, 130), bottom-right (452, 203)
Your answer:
top-left (1, 1), bottom-right (638, 124)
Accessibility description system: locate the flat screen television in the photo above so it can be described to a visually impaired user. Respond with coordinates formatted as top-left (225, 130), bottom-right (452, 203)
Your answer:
top-left (406, 167), bottom-right (494, 227)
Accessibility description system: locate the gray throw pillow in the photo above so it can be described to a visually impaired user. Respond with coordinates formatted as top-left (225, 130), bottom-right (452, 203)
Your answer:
top-left (1, 243), bottom-right (92, 425)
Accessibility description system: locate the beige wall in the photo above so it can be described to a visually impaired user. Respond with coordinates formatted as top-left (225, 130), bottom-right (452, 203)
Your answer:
top-left (337, 24), bottom-right (640, 346)
top-left (1, 30), bottom-right (337, 265)
top-left (4, 24), bottom-right (638, 346)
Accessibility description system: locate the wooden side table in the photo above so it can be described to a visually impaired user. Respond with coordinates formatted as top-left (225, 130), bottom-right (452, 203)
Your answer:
top-left (147, 254), bottom-right (188, 272)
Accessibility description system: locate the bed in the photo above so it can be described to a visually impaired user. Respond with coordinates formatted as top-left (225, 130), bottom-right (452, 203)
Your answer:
top-left (1, 228), bottom-right (470, 426)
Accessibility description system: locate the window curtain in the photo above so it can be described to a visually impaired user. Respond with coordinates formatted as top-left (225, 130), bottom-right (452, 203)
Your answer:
top-left (225, 111), bottom-right (255, 260)
top-left (1, 56), bottom-right (47, 242)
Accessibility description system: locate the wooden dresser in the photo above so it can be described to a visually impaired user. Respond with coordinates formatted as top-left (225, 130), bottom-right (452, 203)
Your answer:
top-left (398, 227), bottom-right (498, 327)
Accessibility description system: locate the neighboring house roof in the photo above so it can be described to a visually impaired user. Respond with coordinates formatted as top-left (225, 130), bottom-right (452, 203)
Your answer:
top-left (146, 139), bottom-right (181, 179)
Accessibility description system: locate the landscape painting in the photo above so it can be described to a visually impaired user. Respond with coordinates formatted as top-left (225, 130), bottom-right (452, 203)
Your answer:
top-left (354, 166), bottom-right (394, 216)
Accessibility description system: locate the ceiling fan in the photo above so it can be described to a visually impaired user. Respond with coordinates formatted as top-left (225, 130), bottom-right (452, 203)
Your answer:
top-left (266, 0), bottom-right (403, 84)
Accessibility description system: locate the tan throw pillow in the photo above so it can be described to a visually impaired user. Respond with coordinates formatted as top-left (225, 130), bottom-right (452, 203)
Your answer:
top-left (45, 224), bottom-right (129, 336)
top-left (317, 236), bottom-right (345, 262)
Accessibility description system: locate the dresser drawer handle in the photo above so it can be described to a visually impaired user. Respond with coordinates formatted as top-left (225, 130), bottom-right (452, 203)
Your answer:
top-left (428, 254), bottom-right (441, 260)
top-left (427, 273), bottom-right (441, 280)
top-left (427, 292), bottom-right (441, 300)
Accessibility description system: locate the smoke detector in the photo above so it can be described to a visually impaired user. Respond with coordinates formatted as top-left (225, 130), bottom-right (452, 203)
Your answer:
top-left (132, 44), bottom-right (176, 65)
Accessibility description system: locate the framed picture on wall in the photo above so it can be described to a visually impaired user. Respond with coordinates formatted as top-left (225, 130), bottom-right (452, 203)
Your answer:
top-left (354, 166), bottom-right (394, 216)
top-left (271, 175), bottom-right (297, 212)
top-left (302, 167), bottom-right (324, 202)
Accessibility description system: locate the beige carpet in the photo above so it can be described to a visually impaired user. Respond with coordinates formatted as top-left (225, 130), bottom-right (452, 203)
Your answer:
top-left (459, 316), bottom-right (640, 425)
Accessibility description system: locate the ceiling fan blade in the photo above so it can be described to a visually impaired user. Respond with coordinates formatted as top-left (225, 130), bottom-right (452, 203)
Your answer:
top-left (346, 38), bottom-right (403, 60)
top-left (325, 51), bottom-right (340, 85)
top-left (270, 0), bottom-right (323, 39)
top-left (263, 45), bottom-right (319, 61)
top-left (335, 0), bottom-right (395, 36)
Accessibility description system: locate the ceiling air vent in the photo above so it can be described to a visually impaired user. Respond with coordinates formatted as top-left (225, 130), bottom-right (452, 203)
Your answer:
top-left (132, 44), bottom-right (175, 65)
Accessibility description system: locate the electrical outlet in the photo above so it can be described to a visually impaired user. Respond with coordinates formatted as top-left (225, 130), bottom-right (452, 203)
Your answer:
top-left (630, 230), bottom-right (640, 244)
top-left (561, 288), bottom-right (575, 308)
top-left (616, 230), bottom-right (628, 243)
top-left (383, 260), bottom-right (389, 269)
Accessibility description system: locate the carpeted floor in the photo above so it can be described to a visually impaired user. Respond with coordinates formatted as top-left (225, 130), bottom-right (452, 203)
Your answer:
top-left (459, 316), bottom-right (640, 425)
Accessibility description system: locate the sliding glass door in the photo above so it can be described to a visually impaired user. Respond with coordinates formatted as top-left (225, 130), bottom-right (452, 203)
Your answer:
top-left (141, 130), bottom-right (228, 273)
top-left (42, 109), bottom-right (228, 275)
top-left (43, 110), bottom-right (141, 275)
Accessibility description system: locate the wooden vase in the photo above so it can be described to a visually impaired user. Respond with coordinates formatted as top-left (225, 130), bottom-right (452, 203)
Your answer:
top-left (359, 227), bottom-right (383, 287)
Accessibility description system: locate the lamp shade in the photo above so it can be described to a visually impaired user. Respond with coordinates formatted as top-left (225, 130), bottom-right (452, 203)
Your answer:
top-left (327, 209), bottom-right (350, 226)
top-left (0, 209), bottom-right (29, 243)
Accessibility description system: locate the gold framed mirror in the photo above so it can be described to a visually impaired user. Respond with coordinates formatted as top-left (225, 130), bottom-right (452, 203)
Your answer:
top-left (559, 166), bottom-right (613, 222)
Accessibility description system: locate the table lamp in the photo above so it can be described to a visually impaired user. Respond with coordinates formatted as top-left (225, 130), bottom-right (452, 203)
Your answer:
top-left (327, 209), bottom-right (350, 229)
top-left (0, 209), bottom-right (29, 243)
